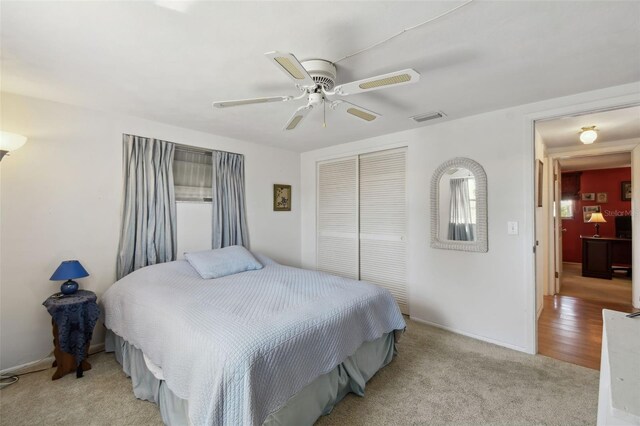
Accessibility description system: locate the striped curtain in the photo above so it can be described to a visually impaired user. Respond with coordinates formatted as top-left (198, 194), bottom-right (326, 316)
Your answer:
top-left (448, 178), bottom-right (475, 241)
top-left (212, 151), bottom-right (249, 249)
top-left (116, 134), bottom-right (177, 279)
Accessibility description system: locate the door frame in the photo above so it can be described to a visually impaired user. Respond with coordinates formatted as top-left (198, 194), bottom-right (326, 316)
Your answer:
top-left (552, 159), bottom-right (562, 295)
top-left (525, 99), bottom-right (640, 355)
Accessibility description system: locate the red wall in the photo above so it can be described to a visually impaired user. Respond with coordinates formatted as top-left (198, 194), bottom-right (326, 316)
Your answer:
top-left (562, 167), bottom-right (632, 263)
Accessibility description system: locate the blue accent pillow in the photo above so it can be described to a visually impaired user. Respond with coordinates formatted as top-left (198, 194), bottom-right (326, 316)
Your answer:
top-left (184, 246), bottom-right (263, 279)
top-left (252, 252), bottom-right (279, 267)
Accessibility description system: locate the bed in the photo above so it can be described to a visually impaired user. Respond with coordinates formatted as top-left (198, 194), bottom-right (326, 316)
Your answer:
top-left (102, 252), bottom-right (406, 425)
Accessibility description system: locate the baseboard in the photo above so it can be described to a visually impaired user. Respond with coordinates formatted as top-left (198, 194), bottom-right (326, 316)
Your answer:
top-left (90, 342), bottom-right (105, 355)
top-left (410, 316), bottom-right (531, 354)
top-left (0, 341), bottom-right (105, 376)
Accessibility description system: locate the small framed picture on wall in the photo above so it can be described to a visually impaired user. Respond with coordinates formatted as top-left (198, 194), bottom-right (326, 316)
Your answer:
top-left (621, 181), bottom-right (631, 201)
top-left (596, 192), bottom-right (608, 203)
top-left (537, 160), bottom-right (544, 207)
top-left (581, 193), bottom-right (595, 201)
top-left (273, 184), bottom-right (292, 211)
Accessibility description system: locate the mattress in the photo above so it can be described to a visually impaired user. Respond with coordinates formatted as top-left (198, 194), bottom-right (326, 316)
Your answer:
top-left (102, 255), bottom-right (405, 425)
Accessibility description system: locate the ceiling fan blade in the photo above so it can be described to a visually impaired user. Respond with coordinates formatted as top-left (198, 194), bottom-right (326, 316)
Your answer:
top-left (334, 101), bottom-right (380, 122)
top-left (333, 69), bottom-right (420, 96)
top-left (265, 51), bottom-right (316, 89)
top-left (283, 106), bottom-right (312, 131)
top-left (212, 95), bottom-right (292, 108)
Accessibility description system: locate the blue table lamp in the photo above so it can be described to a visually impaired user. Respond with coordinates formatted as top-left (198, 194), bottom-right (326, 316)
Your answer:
top-left (50, 260), bottom-right (89, 295)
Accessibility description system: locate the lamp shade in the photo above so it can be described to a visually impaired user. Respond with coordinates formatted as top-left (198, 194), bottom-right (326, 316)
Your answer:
top-left (0, 131), bottom-right (27, 152)
top-left (588, 212), bottom-right (607, 223)
top-left (50, 260), bottom-right (89, 281)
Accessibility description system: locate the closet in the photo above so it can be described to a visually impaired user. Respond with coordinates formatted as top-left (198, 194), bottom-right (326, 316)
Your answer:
top-left (317, 147), bottom-right (408, 314)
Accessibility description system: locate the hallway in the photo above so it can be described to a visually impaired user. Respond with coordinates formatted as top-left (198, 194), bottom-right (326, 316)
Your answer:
top-left (559, 262), bottom-right (631, 305)
top-left (537, 263), bottom-right (636, 370)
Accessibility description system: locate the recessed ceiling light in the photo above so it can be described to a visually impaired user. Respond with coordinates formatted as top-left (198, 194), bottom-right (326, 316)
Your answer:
top-left (579, 126), bottom-right (598, 144)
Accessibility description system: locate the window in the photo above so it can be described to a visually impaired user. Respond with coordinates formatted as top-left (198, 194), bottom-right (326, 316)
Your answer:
top-left (468, 178), bottom-right (477, 224)
top-left (560, 199), bottom-right (574, 219)
top-left (173, 147), bottom-right (213, 202)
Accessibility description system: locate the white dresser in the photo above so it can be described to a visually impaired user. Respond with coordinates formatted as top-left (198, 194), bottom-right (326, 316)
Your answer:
top-left (597, 310), bottom-right (640, 425)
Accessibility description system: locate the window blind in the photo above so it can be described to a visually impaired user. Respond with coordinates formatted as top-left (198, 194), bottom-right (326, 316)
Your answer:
top-left (173, 147), bottom-right (213, 202)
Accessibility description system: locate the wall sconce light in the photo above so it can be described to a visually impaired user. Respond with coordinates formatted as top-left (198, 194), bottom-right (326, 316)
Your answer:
top-left (0, 131), bottom-right (28, 161)
top-left (579, 126), bottom-right (598, 144)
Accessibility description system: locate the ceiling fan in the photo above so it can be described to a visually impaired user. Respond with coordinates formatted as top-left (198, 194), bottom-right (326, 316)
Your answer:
top-left (212, 51), bottom-right (420, 131)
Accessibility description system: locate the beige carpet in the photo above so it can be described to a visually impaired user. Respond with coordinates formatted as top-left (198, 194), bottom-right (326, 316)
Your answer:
top-left (0, 320), bottom-right (599, 425)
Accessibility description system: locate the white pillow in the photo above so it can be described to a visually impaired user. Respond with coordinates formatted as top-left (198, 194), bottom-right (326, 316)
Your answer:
top-left (184, 246), bottom-right (263, 279)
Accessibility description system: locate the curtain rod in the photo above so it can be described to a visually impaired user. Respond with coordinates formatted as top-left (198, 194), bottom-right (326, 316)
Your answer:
top-left (124, 133), bottom-right (242, 156)
top-left (173, 141), bottom-right (241, 157)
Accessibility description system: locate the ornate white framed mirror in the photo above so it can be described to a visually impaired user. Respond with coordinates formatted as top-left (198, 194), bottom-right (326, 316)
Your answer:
top-left (430, 157), bottom-right (488, 252)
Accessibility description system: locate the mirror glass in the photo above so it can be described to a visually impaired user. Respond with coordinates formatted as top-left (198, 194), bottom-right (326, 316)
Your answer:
top-left (431, 158), bottom-right (487, 252)
top-left (439, 168), bottom-right (477, 241)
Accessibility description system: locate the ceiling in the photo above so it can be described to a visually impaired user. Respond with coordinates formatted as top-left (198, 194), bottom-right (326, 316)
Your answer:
top-left (2, 1), bottom-right (639, 152)
top-left (559, 153), bottom-right (631, 172)
top-left (536, 106), bottom-right (640, 149)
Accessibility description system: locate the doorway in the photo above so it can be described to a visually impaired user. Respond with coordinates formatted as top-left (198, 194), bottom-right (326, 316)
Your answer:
top-left (534, 105), bottom-right (639, 369)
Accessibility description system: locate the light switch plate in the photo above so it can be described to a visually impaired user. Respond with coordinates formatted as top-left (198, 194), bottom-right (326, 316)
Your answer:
top-left (508, 221), bottom-right (519, 235)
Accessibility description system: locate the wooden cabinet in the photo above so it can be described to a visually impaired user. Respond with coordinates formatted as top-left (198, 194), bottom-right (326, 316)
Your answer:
top-left (561, 172), bottom-right (581, 199)
top-left (581, 236), bottom-right (632, 280)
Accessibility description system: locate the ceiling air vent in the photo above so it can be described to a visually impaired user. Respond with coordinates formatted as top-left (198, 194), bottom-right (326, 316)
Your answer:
top-left (410, 111), bottom-right (446, 123)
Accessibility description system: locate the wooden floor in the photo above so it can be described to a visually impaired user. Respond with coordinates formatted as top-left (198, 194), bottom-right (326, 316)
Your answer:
top-left (538, 263), bottom-right (637, 370)
top-left (559, 263), bottom-right (632, 305)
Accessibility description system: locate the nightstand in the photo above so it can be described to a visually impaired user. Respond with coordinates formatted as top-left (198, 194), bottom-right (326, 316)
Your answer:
top-left (42, 290), bottom-right (100, 380)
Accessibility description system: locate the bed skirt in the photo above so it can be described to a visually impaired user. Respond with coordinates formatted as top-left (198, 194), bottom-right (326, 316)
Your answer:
top-left (105, 329), bottom-right (396, 425)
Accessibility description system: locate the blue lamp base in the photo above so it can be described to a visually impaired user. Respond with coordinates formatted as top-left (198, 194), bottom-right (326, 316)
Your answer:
top-left (60, 279), bottom-right (79, 295)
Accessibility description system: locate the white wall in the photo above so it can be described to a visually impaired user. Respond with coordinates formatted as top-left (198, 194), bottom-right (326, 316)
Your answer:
top-left (301, 83), bottom-right (640, 354)
top-left (0, 92), bottom-right (301, 370)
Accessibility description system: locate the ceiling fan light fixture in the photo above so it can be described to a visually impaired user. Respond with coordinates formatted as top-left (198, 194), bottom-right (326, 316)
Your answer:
top-left (213, 52), bottom-right (421, 130)
top-left (579, 126), bottom-right (598, 144)
top-left (359, 73), bottom-right (411, 90)
top-left (274, 57), bottom-right (305, 80)
top-left (300, 59), bottom-right (337, 90)
top-left (347, 108), bottom-right (376, 121)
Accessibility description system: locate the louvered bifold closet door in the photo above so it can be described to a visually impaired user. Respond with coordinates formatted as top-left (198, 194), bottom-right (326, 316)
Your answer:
top-left (317, 157), bottom-right (359, 280)
top-left (359, 148), bottom-right (408, 314)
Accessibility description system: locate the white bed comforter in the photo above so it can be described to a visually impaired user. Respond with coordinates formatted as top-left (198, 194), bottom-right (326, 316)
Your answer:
top-left (102, 257), bottom-right (405, 426)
